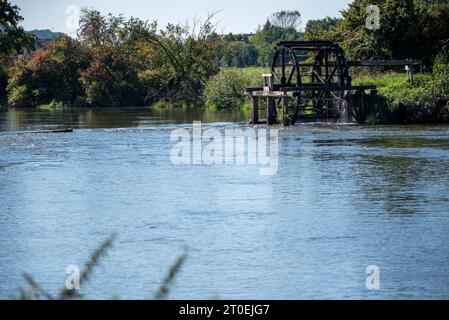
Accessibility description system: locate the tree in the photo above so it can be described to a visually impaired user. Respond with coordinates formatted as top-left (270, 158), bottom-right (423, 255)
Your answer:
top-left (379, 0), bottom-right (417, 59)
top-left (327, 0), bottom-right (449, 63)
top-left (1, 0), bottom-right (34, 104)
top-left (241, 43), bottom-right (258, 66)
top-left (0, 0), bottom-right (34, 57)
top-left (7, 36), bottom-right (91, 107)
top-left (304, 17), bottom-right (340, 40)
top-left (78, 8), bottom-right (126, 47)
top-left (415, 0), bottom-right (449, 65)
top-left (142, 14), bottom-right (221, 102)
top-left (80, 45), bottom-right (140, 107)
top-left (6, 7), bottom-right (221, 108)
top-left (335, 0), bottom-right (388, 60)
top-left (78, 9), bottom-right (108, 46)
top-left (252, 18), bottom-right (302, 66)
top-left (215, 41), bottom-right (258, 67)
top-left (270, 10), bottom-right (302, 31)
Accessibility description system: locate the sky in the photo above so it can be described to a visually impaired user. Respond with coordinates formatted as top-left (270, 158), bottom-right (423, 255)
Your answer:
top-left (13, 0), bottom-right (352, 35)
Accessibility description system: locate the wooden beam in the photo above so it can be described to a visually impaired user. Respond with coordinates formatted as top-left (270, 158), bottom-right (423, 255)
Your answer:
top-left (348, 59), bottom-right (422, 67)
top-left (251, 96), bottom-right (259, 124)
top-left (246, 85), bottom-right (377, 96)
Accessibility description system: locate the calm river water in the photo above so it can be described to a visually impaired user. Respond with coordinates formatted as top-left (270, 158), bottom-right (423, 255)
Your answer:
top-left (1, 107), bottom-right (449, 299)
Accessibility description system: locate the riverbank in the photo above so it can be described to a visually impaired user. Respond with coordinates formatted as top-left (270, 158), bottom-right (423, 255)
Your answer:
top-left (354, 71), bottom-right (449, 125)
top-left (4, 63), bottom-right (449, 126)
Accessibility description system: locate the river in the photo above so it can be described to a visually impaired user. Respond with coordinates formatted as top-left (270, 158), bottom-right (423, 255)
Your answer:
top-left (1, 107), bottom-right (449, 299)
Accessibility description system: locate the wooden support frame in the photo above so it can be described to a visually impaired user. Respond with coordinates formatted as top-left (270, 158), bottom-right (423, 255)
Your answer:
top-left (251, 96), bottom-right (259, 124)
top-left (266, 97), bottom-right (276, 125)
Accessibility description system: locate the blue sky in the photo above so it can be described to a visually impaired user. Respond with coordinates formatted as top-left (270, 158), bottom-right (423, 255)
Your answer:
top-left (13, 0), bottom-right (352, 34)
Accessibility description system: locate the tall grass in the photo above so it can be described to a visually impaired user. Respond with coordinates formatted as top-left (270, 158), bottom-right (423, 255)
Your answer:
top-left (354, 71), bottom-right (449, 124)
top-left (203, 67), bottom-right (267, 109)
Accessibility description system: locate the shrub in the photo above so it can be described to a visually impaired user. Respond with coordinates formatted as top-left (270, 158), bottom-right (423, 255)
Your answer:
top-left (7, 36), bottom-right (90, 107)
top-left (38, 100), bottom-right (72, 110)
top-left (204, 68), bottom-right (265, 109)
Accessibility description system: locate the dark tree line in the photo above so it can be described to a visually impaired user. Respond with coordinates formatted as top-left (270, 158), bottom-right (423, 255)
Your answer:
top-left (6, 8), bottom-right (220, 107)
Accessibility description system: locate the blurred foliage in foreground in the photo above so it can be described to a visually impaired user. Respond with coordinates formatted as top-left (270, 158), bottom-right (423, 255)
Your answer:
top-left (13, 234), bottom-right (188, 300)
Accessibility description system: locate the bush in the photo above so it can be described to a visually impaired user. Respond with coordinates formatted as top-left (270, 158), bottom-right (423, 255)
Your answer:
top-left (7, 36), bottom-right (90, 107)
top-left (204, 68), bottom-right (265, 109)
top-left (38, 100), bottom-right (72, 109)
top-left (7, 58), bottom-right (34, 106)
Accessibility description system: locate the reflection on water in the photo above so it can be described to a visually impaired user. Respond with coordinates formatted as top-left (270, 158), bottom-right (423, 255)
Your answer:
top-left (1, 107), bottom-right (449, 299)
top-left (0, 107), bottom-right (251, 132)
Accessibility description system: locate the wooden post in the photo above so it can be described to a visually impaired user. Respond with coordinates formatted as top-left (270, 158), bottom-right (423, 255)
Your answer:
top-left (262, 73), bottom-right (275, 125)
top-left (282, 97), bottom-right (289, 126)
top-left (339, 93), bottom-right (351, 123)
top-left (405, 64), bottom-right (414, 84)
top-left (251, 96), bottom-right (259, 124)
top-left (360, 94), bottom-right (366, 123)
top-left (266, 97), bottom-right (275, 125)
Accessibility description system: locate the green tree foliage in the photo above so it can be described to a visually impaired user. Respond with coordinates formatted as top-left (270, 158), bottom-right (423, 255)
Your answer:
top-left (313, 0), bottom-right (449, 63)
top-left (0, 0), bottom-right (34, 58)
top-left (80, 46), bottom-right (140, 107)
top-left (1, 0), bottom-right (34, 104)
top-left (77, 10), bottom-right (219, 105)
top-left (76, 9), bottom-right (146, 106)
top-left (30, 29), bottom-right (64, 40)
top-left (270, 11), bottom-right (302, 30)
top-left (144, 16), bottom-right (220, 103)
top-left (414, 0), bottom-right (449, 65)
top-left (216, 41), bottom-right (258, 67)
top-left (252, 16), bottom-right (303, 67)
top-left (380, 0), bottom-right (418, 59)
top-left (216, 11), bottom-right (303, 68)
top-left (7, 9), bottom-right (220, 107)
top-left (335, 0), bottom-right (390, 60)
top-left (4, 1), bottom-right (448, 113)
top-left (304, 17), bottom-right (340, 40)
